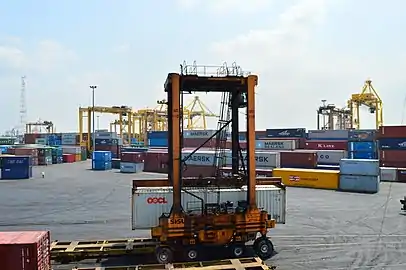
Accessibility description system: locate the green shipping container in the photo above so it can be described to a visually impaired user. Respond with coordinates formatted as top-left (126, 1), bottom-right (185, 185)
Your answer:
top-left (0, 137), bottom-right (16, 145)
top-left (38, 147), bottom-right (52, 157)
top-left (81, 147), bottom-right (87, 161)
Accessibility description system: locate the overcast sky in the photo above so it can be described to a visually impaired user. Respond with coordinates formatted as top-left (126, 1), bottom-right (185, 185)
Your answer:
top-left (1, 0), bottom-right (405, 133)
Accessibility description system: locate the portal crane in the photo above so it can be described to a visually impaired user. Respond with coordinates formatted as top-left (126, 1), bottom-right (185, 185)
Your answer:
top-left (184, 96), bottom-right (218, 129)
top-left (26, 120), bottom-right (54, 133)
top-left (149, 62), bottom-right (276, 264)
top-left (78, 106), bottom-right (134, 152)
top-left (347, 79), bottom-right (383, 129)
top-left (317, 99), bottom-right (352, 130)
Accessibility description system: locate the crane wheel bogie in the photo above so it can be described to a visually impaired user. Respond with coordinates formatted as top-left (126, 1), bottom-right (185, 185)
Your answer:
top-left (229, 244), bottom-right (246, 258)
top-left (184, 247), bottom-right (200, 261)
top-left (155, 246), bottom-right (174, 264)
top-left (253, 237), bottom-right (274, 260)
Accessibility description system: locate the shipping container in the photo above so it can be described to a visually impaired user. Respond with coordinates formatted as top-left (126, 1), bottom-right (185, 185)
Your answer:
top-left (182, 165), bottom-right (217, 177)
top-left (219, 167), bottom-right (273, 177)
top-left (62, 154), bottom-right (75, 163)
top-left (280, 151), bottom-right (317, 169)
top-left (348, 151), bottom-right (376, 159)
top-left (2, 155), bottom-right (32, 167)
top-left (380, 167), bottom-right (398, 182)
top-left (148, 138), bottom-right (168, 147)
top-left (315, 150), bottom-right (347, 165)
top-left (35, 138), bottom-right (47, 145)
top-left (183, 138), bottom-right (216, 148)
top-left (94, 144), bottom-right (121, 159)
top-left (144, 151), bottom-right (168, 173)
top-left (182, 151), bottom-right (216, 166)
top-left (225, 151), bottom-right (281, 168)
top-left (0, 231), bottom-right (50, 270)
top-left (307, 130), bottom-right (349, 140)
top-left (397, 168), bottom-right (406, 182)
top-left (338, 175), bottom-right (380, 193)
top-left (95, 138), bottom-right (118, 145)
top-left (0, 137), bottom-right (16, 145)
top-left (61, 137), bottom-right (77, 145)
top-left (75, 154), bottom-right (81, 162)
top-left (348, 141), bottom-right (376, 151)
top-left (147, 131), bottom-right (168, 139)
top-left (112, 158), bottom-right (121, 169)
top-left (379, 150), bottom-right (406, 162)
top-left (378, 138), bottom-right (406, 150)
top-left (62, 146), bottom-right (81, 154)
top-left (120, 162), bottom-right (144, 173)
top-left (94, 131), bottom-right (118, 139)
top-left (92, 151), bottom-right (112, 162)
top-left (339, 159), bottom-right (379, 176)
top-left (1, 166), bottom-right (33, 179)
top-left (255, 140), bottom-right (297, 150)
top-left (24, 133), bottom-right (40, 144)
top-left (378, 125), bottom-right (406, 139)
top-left (132, 185), bottom-right (286, 229)
top-left (304, 140), bottom-right (347, 150)
top-left (92, 161), bottom-right (112, 170)
top-left (183, 130), bottom-right (217, 139)
top-left (37, 156), bottom-right (52, 166)
top-left (265, 128), bottom-right (306, 138)
top-left (348, 129), bottom-right (376, 141)
top-left (255, 130), bottom-right (267, 139)
top-left (121, 152), bottom-right (145, 163)
top-left (225, 140), bottom-right (247, 150)
top-left (272, 168), bottom-right (339, 190)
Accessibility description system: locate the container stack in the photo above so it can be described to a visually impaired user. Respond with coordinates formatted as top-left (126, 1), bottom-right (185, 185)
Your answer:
top-left (0, 137), bottom-right (16, 145)
top-left (183, 130), bottom-right (217, 148)
top-left (377, 125), bottom-right (406, 167)
top-left (51, 147), bottom-right (63, 164)
top-left (1, 155), bottom-right (33, 179)
top-left (47, 134), bottom-right (61, 146)
top-left (61, 133), bottom-right (78, 145)
top-left (0, 231), bottom-right (51, 270)
top-left (37, 147), bottom-right (52, 165)
top-left (120, 152), bottom-right (145, 173)
top-left (339, 159), bottom-right (380, 193)
top-left (263, 128), bottom-right (306, 149)
top-left (347, 129), bottom-right (377, 159)
top-left (94, 131), bottom-right (121, 158)
top-left (12, 147), bottom-right (39, 166)
top-left (35, 137), bottom-right (47, 145)
top-left (92, 151), bottom-right (112, 170)
top-left (62, 146), bottom-right (82, 162)
top-left (147, 131), bottom-right (168, 147)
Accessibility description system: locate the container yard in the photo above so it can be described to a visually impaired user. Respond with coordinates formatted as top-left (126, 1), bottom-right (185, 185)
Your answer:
top-left (2, 65), bottom-right (406, 270)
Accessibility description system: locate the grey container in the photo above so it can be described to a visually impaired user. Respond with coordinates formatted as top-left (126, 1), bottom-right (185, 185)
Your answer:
top-left (339, 174), bottom-right (380, 193)
top-left (308, 129), bottom-right (349, 140)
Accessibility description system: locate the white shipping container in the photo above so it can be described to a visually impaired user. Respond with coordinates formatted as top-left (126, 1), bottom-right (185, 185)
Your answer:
top-left (62, 146), bottom-right (81, 154)
top-left (61, 133), bottom-right (78, 139)
top-left (256, 140), bottom-right (296, 150)
top-left (61, 137), bottom-right (77, 145)
top-left (308, 129), bottom-right (349, 140)
top-left (225, 151), bottom-right (280, 168)
top-left (183, 130), bottom-right (216, 139)
top-left (316, 150), bottom-right (347, 165)
top-left (380, 167), bottom-right (397, 182)
top-left (132, 185), bottom-right (286, 229)
top-left (182, 151), bottom-right (216, 166)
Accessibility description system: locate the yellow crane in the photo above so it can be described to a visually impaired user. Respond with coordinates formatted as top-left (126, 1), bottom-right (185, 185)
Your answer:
top-left (78, 106), bottom-right (134, 152)
top-left (184, 96), bottom-right (218, 129)
top-left (347, 79), bottom-right (383, 129)
top-left (26, 120), bottom-right (54, 133)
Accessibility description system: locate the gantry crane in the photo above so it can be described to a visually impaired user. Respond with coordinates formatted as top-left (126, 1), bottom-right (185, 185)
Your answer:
top-left (317, 100), bottom-right (352, 130)
top-left (78, 106), bottom-right (134, 152)
top-left (147, 62), bottom-right (276, 264)
top-left (184, 96), bottom-right (218, 129)
top-left (26, 120), bottom-right (54, 133)
top-left (347, 79), bottom-right (383, 129)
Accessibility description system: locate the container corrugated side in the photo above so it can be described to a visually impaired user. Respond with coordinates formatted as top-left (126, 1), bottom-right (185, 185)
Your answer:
top-left (380, 167), bottom-right (397, 182)
top-left (132, 185), bottom-right (286, 229)
top-left (339, 159), bottom-right (379, 176)
top-left (339, 175), bottom-right (380, 193)
top-left (308, 130), bottom-right (349, 140)
top-left (272, 168), bottom-right (339, 190)
top-left (256, 139), bottom-right (297, 150)
top-left (316, 150), bottom-right (347, 165)
top-left (225, 151), bottom-right (280, 168)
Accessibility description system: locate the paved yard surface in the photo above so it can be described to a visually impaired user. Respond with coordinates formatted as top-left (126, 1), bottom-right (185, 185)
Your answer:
top-left (0, 161), bottom-right (405, 269)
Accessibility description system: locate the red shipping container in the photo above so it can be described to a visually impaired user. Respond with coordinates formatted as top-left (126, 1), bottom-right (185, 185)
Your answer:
top-left (304, 140), bottom-right (347, 150)
top-left (144, 151), bottom-right (169, 173)
top-left (14, 148), bottom-right (39, 157)
top-left (378, 126), bottom-right (406, 139)
top-left (63, 154), bottom-right (75, 163)
top-left (24, 133), bottom-right (41, 144)
top-left (32, 157), bottom-right (39, 166)
top-left (225, 141), bottom-right (247, 149)
top-left (183, 165), bottom-right (216, 177)
top-left (0, 231), bottom-right (51, 270)
top-left (379, 150), bottom-right (406, 162)
top-left (280, 151), bottom-right (317, 169)
top-left (121, 152), bottom-right (145, 163)
top-left (183, 138), bottom-right (216, 148)
top-left (379, 161), bottom-right (406, 168)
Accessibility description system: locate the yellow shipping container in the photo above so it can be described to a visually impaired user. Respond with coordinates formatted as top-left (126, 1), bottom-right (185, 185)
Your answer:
top-left (272, 168), bottom-right (339, 190)
top-left (75, 154), bottom-right (81, 162)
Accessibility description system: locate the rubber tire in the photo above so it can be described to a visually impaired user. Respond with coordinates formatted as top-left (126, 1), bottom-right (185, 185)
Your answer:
top-left (230, 244), bottom-right (246, 258)
top-left (253, 237), bottom-right (274, 260)
top-left (155, 246), bottom-right (174, 264)
top-left (184, 247), bottom-right (199, 261)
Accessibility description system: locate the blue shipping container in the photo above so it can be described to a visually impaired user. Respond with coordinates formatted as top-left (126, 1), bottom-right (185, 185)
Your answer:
top-left (378, 138), bottom-right (406, 150)
top-left (266, 128), bottom-right (305, 138)
top-left (2, 156), bottom-right (32, 167)
top-left (120, 162), bottom-right (144, 173)
top-left (348, 142), bottom-right (376, 152)
top-left (339, 175), bottom-right (380, 193)
top-left (1, 166), bottom-right (33, 179)
top-left (147, 131), bottom-right (168, 139)
top-left (340, 159), bottom-right (379, 176)
top-left (149, 138), bottom-right (168, 147)
top-left (92, 161), bottom-right (112, 170)
top-left (348, 151), bottom-right (376, 159)
top-left (92, 151), bottom-right (112, 162)
top-left (348, 129), bottom-right (376, 142)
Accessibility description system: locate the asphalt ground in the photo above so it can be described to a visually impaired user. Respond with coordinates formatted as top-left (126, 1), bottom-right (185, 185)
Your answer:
top-left (0, 161), bottom-right (405, 269)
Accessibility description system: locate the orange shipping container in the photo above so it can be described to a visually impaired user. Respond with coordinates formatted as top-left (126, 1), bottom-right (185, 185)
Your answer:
top-left (75, 154), bottom-right (81, 162)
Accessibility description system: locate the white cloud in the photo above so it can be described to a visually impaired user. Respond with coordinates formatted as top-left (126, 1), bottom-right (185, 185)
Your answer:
top-left (207, 0), bottom-right (406, 128)
top-left (112, 43), bottom-right (131, 53)
top-left (176, 0), bottom-right (272, 14)
top-left (0, 46), bottom-right (25, 69)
